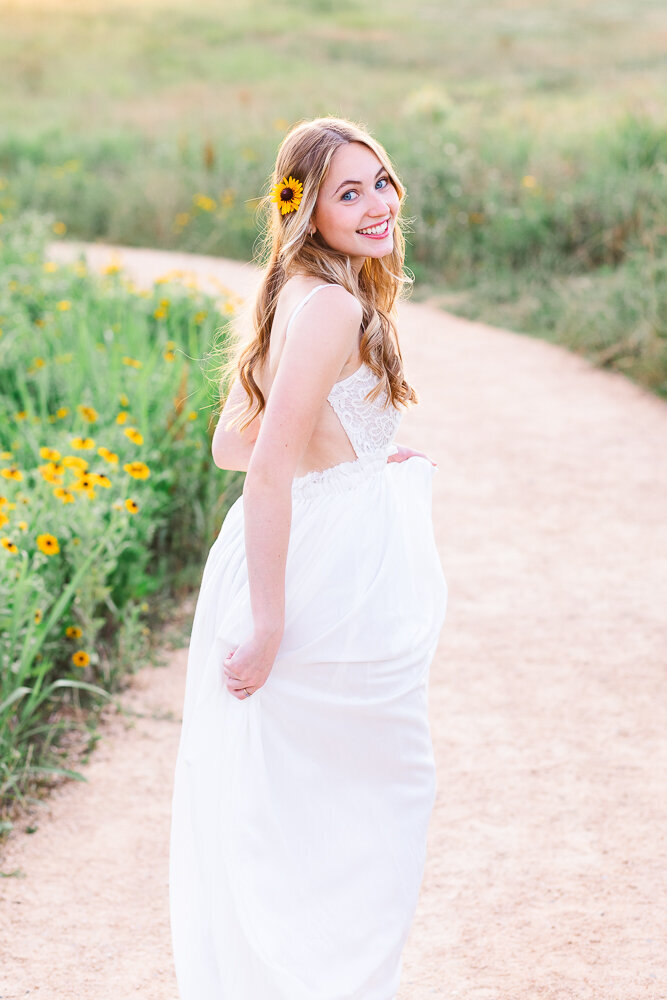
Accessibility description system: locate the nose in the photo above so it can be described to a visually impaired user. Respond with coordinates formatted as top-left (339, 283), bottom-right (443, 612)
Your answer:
top-left (368, 190), bottom-right (391, 216)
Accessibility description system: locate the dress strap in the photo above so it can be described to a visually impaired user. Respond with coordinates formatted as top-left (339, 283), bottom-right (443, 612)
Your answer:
top-left (284, 284), bottom-right (335, 338)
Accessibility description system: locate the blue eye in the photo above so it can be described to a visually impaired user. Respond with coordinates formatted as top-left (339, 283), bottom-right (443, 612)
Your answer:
top-left (341, 176), bottom-right (390, 201)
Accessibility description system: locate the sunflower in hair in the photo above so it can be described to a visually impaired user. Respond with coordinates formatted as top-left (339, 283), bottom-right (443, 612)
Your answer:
top-left (270, 175), bottom-right (304, 215)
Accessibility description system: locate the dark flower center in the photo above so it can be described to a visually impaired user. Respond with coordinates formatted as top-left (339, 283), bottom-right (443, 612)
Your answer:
top-left (280, 187), bottom-right (294, 202)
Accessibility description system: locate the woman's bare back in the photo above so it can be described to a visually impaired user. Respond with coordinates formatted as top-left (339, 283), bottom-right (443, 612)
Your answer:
top-left (254, 276), bottom-right (364, 478)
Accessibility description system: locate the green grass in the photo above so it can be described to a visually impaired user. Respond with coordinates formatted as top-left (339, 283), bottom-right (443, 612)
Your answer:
top-left (0, 0), bottom-right (665, 393)
top-left (0, 208), bottom-right (242, 829)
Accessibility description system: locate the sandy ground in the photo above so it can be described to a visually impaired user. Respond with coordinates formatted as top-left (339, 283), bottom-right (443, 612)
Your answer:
top-left (1, 241), bottom-right (666, 1000)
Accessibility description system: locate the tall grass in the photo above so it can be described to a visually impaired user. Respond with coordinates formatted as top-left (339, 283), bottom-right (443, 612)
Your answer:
top-left (0, 0), bottom-right (664, 393)
top-left (0, 209), bottom-right (241, 828)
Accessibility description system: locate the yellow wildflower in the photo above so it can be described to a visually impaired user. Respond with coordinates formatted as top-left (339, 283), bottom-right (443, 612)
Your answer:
top-left (0, 512), bottom-right (8, 529)
top-left (77, 404), bottom-right (98, 423)
top-left (1, 467), bottom-right (22, 481)
top-left (70, 436), bottom-right (95, 450)
top-left (122, 356), bottom-right (142, 369)
top-left (53, 486), bottom-right (76, 503)
top-left (125, 498), bottom-right (139, 514)
top-left (97, 447), bottom-right (119, 465)
top-left (36, 533), bottom-right (60, 555)
top-left (123, 461), bottom-right (150, 480)
top-left (56, 300), bottom-right (72, 311)
top-left (43, 261), bottom-right (59, 273)
top-left (39, 463), bottom-right (64, 484)
top-left (71, 650), bottom-right (90, 668)
top-left (53, 221), bottom-right (67, 235)
top-left (116, 411), bottom-right (129, 425)
top-left (18, 520), bottom-right (28, 531)
top-left (1, 537), bottom-right (18, 554)
top-left (56, 407), bottom-right (69, 419)
top-left (164, 350), bottom-right (175, 362)
top-left (65, 625), bottom-right (83, 639)
top-left (40, 446), bottom-right (61, 462)
top-left (34, 609), bottom-right (43, 624)
top-left (193, 193), bottom-right (216, 212)
top-left (119, 393), bottom-right (129, 407)
top-left (124, 427), bottom-right (144, 445)
top-left (62, 455), bottom-right (88, 471)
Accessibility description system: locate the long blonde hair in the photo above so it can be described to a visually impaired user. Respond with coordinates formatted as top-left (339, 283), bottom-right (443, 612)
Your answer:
top-left (218, 115), bottom-right (418, 433)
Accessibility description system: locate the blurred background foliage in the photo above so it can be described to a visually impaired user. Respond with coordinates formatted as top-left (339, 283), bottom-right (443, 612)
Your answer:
top-left (0, 0), bottom-right (665, 394)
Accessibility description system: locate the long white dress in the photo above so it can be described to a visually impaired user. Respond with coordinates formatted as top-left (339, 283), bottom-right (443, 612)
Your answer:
top-left (169, 284), bottom-right (448, 1000)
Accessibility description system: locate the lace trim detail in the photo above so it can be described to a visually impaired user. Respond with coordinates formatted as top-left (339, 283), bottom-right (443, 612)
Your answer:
top-left (292, 449), bottom-right (393, 501)
top-left (327, 363), bottom-right (402, 458)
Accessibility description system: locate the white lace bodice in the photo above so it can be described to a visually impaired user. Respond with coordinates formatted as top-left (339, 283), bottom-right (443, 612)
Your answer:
top-left (284, 284), bottom-right (402, 461)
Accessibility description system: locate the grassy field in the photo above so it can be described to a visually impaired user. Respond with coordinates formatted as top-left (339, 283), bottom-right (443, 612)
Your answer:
top-left (0, 209), bottom-right (242, 828)
top-left (0, 0), bottom-right (665, 395)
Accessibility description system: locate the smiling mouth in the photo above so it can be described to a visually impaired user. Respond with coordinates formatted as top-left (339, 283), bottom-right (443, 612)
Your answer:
top-left (356, 218), bottom-right (390, 237)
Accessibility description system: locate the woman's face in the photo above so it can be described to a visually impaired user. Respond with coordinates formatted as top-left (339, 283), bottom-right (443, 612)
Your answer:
top-left (311, 142), bottom-right (400, 274)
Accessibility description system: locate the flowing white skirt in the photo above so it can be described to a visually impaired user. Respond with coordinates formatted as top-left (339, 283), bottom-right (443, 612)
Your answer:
top-left (169, 453), bottom-right (447, 1000)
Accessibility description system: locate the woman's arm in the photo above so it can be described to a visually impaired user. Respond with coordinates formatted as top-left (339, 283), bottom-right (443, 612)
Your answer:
top-left (211, 376), bottom-right (261, 472)
top-left (222, 285), bottom-right (363, 700)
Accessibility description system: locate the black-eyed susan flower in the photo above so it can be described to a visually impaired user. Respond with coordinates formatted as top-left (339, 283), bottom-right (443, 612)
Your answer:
top-left (1, 537), bottom-right (18, 554)
top-left (164, 350), bottom-right (175, 362)
top-left (18, 520), bottom-right (28, 531)
top-left (36, 533), bottom-right (60, 555)
top-left (34, 609), bottom-right (43, 625)
top-left (56, 300), bottom-right (72, 311)
top-left (70, 436), bottom-right (95, 450)
top-left (97, 447), bottom-right (119, 465)
top-left (0, 452), bottom-right (12, 461)
top-left (154, 306), bottom-right (168, 320)
top-left (125, 498), bottom-right (139, 514)
top-left (124, 427), bottom-right (144, 446)
top-left (0, 512), bottom-right (9, 530)
top-left (56, 407), bottom-right (69, 419)
top-left (43, 261), bottom-right (58, 273)
top-left (71, 650), bottom-right (90, 668)
top-left (116, 411), bottom-right (129, 425)
top-left (39, 463), bottom-right (65, 484)
top-left (65, 625), bottom-right (83, 639)
top-left (77, 404), bottom-right (98, 423)
top-left (40, 446), bottom-right (61, 462)
top-left (1, 466), bottom-right (23, 481)
top-left (270, 175), bottom-right (303, 215)
top-left (193, 193), bottom-right (216, 212)
top-left (123, 461), bottom-right (150, 480)
top-left (53, 486), bottom-right (76, 504)
top-left (62, 455), bottom-right (88, 471)
top-left (122, 356), bottom-right (142, 369)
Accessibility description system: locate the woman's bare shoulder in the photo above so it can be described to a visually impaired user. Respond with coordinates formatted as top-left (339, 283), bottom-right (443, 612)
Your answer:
top-left (274, 275), bottom-right (361, 332)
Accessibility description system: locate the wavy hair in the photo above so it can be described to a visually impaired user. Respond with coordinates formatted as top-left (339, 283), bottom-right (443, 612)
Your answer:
top-left (216, 115), bottom-right (417, 433)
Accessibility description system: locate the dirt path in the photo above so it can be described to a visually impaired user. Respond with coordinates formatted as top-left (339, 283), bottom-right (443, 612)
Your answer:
top-left (2, 242), bottom-right (666, 1000)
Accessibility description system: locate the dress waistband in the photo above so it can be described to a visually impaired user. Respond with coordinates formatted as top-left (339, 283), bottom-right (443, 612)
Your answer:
top-left (291, 447), bottom-right (396, 501)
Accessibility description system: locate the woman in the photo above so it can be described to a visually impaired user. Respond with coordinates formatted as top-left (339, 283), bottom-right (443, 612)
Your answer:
top-left (169, 115), bottom-right (447, 1000)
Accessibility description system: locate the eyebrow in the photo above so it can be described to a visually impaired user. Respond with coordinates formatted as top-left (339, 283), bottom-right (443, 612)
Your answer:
top-left (332, 166), bottom-right (385, 196)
